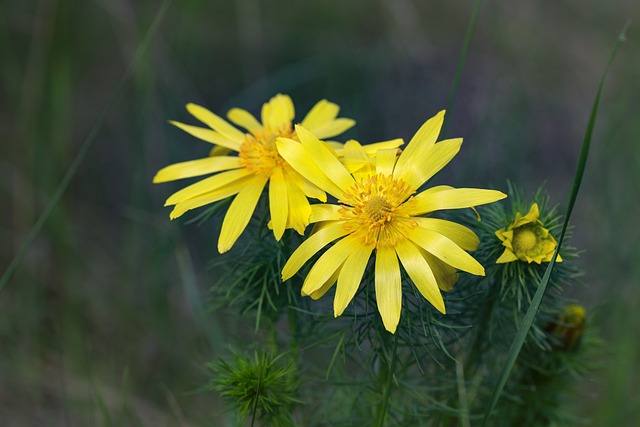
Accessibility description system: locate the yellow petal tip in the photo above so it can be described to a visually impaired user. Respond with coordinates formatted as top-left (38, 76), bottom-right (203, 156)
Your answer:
top-left (282, 271), bottom-right (293, 282)
top-left (437, 304), bottom-right (447, 315)
top-left (384, 324), bottom-right (398, 334)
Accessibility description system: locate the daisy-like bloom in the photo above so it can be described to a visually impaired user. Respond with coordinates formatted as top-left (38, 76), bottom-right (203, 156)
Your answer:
top-left (495, 203), bottom-right (562, 264)
top-left (154, 94), bottom-right (356, 253)
top-left (276, 111), bottom-right (507, 333)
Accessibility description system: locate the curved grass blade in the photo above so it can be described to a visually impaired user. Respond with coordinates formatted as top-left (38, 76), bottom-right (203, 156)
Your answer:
top-left (0, 0), bottom-right (174, 294)
top-left (442, 0), bottom-right (485, 136)
top-left (480, 22), bottom-right (631, 427)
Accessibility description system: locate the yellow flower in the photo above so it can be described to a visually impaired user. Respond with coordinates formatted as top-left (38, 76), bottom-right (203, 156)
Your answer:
top-left (495, 203), bottom-right (562, 264)
top-left (154, 94), bottom-right (355, 253)
top-left (546, 304), bottom-right (586, 351)
top-left (276, 111), bottom-right (507, 333)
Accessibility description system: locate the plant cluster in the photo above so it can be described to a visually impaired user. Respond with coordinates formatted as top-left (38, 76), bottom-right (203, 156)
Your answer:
top-left (155, 95), bottom-right (596, 426)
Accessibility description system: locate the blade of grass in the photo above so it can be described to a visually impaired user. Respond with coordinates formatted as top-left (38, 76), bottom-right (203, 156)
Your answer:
top-left (174, 237), bottom-right (226, 353)
top-left (0, 0), bottom-right (174, 294)
top-left (442, 0), bottom-right (484, 136)
top-left (480, 22), bottom-right (631, 427)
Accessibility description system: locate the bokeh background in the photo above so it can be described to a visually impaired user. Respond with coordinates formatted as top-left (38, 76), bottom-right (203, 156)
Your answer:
top-left (1, 0), bottom-right (639, 425)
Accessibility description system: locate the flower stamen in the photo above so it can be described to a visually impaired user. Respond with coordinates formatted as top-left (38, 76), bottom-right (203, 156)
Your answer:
top-left (339, 174), bottom-right (415, 247)
top-left (239, 124), bottom-right (295, 176)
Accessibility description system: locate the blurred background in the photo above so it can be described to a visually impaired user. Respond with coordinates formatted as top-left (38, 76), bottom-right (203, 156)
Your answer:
top-left (1, 0), bottom-right (639, 425)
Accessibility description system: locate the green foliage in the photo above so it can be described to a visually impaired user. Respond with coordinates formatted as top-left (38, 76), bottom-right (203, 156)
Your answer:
top-left (202, 184), bottom-right (598, 427)
top-left (208, 351), bottom-right (300, 426)
top-left (2, 0), bottom-right (635, 424)
top-left (208, 225), bottom-right (300, 332)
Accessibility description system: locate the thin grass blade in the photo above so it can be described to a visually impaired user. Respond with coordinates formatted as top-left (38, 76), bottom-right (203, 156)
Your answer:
top-left (442, 0), bottom-right (484, 136)
top-left (0, 0), bottom-right (174, 294)
top-left (480, 22), bottom-right (631, 426)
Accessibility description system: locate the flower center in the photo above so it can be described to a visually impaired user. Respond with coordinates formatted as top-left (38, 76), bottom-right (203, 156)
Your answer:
top-left (339, 174), bottom-right (415, 246)
top-left (364, 195), bottom-right (392, 222)
top-left (238, 124), bottom-right (295, 176)
top-left (513, 227), bottom-right (538, 253)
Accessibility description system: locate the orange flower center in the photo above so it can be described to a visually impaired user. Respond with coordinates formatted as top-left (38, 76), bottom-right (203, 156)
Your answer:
top-left (238, 124), bottom-right (296, 176)
top-left (339, 174), bottom-right (416, 246)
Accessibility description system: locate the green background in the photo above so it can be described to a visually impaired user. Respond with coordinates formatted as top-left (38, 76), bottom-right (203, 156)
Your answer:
top-left (1, 0), bottom-right (638, 425)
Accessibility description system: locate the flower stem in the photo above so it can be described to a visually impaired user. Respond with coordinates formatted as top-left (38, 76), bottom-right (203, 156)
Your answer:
top-left (250, 360), bottom-right (265, 427)
top-left (375, 332), bottom-right (399, 427)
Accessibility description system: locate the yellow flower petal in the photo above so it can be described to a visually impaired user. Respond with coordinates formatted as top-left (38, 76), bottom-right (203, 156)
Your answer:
top-left (375, 149), bottom-right (399, 176)
top-left (375, 244), bottom-right (402, 333)
top-left (276, 137), bottom-right (345, 199)
top-left (218, 175), bottom-right (269, 253)
top-left (408, 227), bottom-right (485, 276)
top-left (269, 167), bottom-right (288, 240)
top-left (169, 121), bottom-right (241, 151)
top-left (302, 235), bottom-right (360, 296)
top-left (307, 118), bottom-right (356, 140)
top-left (300, 99), bottom-right (340, 130)
top-left (307, 268), bottom-right (342, 300)
top-left (165, 168), bottom-right (252, 206)
top-left (394, 185), bottom-right (452, 217)
top-left (295, 125), bottom-right (356, 194)
top-left (282, 222), bottom-right (350, 281)
top-left (412, 188), bottom-right (507, 215)
top-left (395, 138), bottom-right (462, 190)
top-left (309, 204), bottom-right (342, 223)
top-left (169, 176), bottom-right (253, 219)
top-left (413, 217), bottom-right (480, 252)
top-left (186, 103), bottom-right (246, 142)
top-left (261, 94), bottom-right (294, 130)
top-left (153, 156), bottom-right (242, 183)
top-left (363, 139), bottom-right (404, 157)
top-left (209, 146), bottom-right (232, 157)
top-left (324, 141), bottom-right (344, 153)
top-left (505, 202), bottom-right (543, 230)
top-left (343, 139), bottom-right (374, 179)
top-left (395, 238), bottom-right (445, 314)
top-left (420, 249), bottom-right (459, 291)
top-left (285, 177), bottom-right (312, 235)
top-left (334, 243), bottom-right (374, 317)
top-left (394, 110), bottom-right (445, 174)
top-left (284, 167), bottom-right (326, 202)
top-left (226, 107), bottom-right (262, 132)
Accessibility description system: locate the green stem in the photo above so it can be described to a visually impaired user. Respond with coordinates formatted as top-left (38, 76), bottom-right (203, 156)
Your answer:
top-left (283, 230), bottom-right (300, 360)
top-left (250, 359), bottom-right (265, 427)
top-left (375, 333), bottom-right (399, 427)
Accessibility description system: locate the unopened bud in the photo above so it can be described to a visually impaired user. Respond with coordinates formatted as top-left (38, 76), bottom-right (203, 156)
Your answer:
top-left (546, 304), bottom-right (586, 351)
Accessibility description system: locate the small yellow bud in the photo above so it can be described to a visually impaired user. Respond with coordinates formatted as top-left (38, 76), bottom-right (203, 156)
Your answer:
top-left (546, 304), bottom-right (586, 351)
